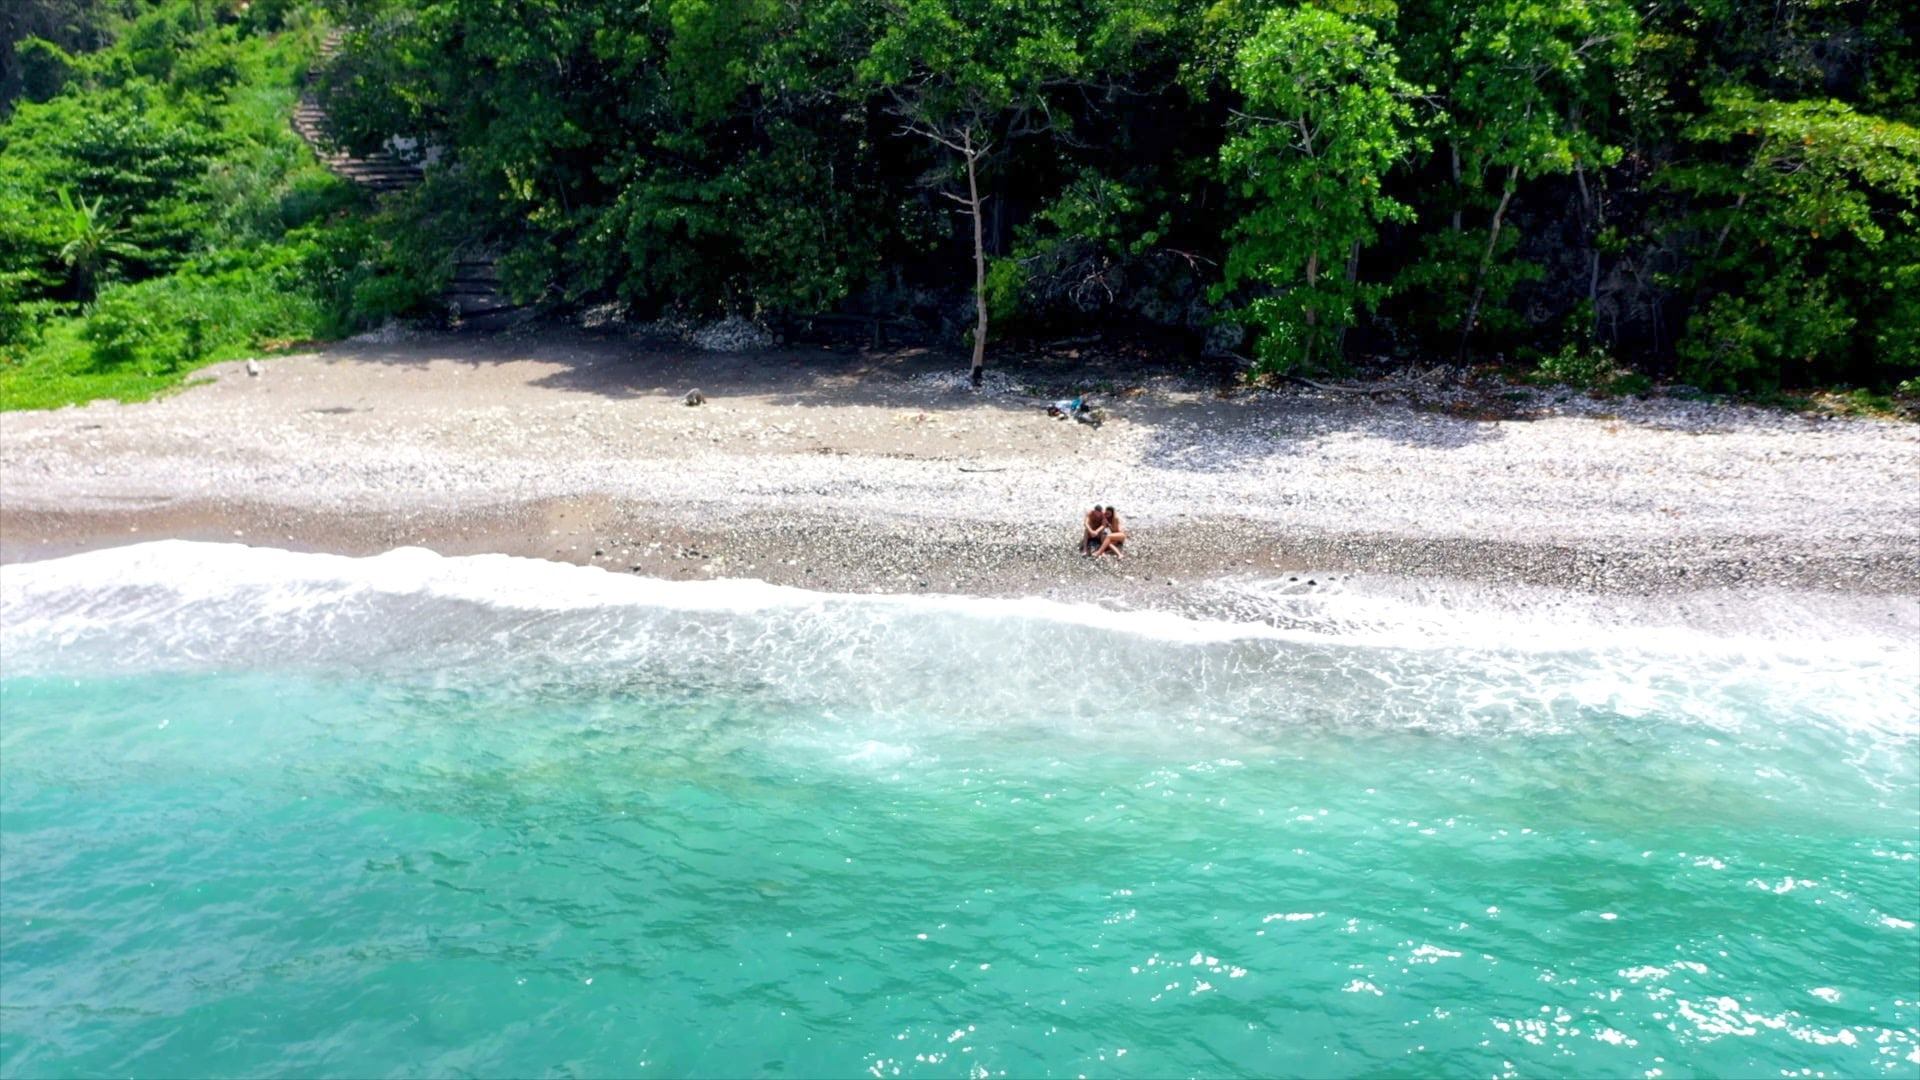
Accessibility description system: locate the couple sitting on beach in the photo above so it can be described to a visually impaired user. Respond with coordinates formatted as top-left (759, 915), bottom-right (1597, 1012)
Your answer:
top-left (1082, 505), bottom-right (1127, 558)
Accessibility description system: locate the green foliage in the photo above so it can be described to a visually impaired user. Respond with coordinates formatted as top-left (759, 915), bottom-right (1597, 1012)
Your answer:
top-left (1532, 342), bottom-right (1645, 394)
top-left (1674, 276), bottom-right (1855, 391)
top-left (983, 255), bottom-right (1028, 327)
top-left (78, 247), bottom-right (325, 374)
top-left (1217, 6), bottom-right (1418, 374)
top-left (989, 172), bottom-right (1178, 327)
top-left (285, 212), bottom-right (440, 330)
top-left (1394, 0), bottom-right (1635, 353)
top-left (12, 38), bottom-right (77, 103)
top-left (1824, 388), bottom-right (1898, 417)
top-left (2, 1), bottom-right (123, 110)
top-left (1393, 224), bottom-right (1543, 340)
top-left (0, 278), bottom-right (55, 348)
top-left (8, 0), bottom-right (1919, 410)
top-left (51, 187), bottom-right (141, 299)
top-left (1443, 0), bottom-right (1634, 180)
top-left (0, 0), bottom-right (441, 410)
top-left (1664, 91), bottom-right (1920, 389)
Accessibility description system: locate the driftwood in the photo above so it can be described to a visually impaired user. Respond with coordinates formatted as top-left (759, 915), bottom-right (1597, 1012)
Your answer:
top-left (797, 313), bottom-right (920, 330)
top-left (1042, 333), bottom-right (1103, 349)
top-left (1279, 373), bottom-right (1399, 396)
top-left (958, 465), bottom-right (1010, 473)
top-left (1204, 350), bottom-right (1448, 396)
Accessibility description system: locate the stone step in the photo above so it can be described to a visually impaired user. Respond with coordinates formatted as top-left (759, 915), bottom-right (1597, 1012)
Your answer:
top-left (294, 31), bottom-right (423, 198)
top-left (298, 26), bottom-right (520, 323)
top-left (449, 300), bottom-right (524, 318)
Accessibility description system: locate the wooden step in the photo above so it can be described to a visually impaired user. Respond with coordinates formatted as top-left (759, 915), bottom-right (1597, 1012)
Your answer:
top-left (293, 31), bottom-right (424, 196)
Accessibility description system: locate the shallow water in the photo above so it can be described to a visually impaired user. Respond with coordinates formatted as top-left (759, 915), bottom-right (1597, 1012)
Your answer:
top-left (2, 543), bottom-right (1916, 1077)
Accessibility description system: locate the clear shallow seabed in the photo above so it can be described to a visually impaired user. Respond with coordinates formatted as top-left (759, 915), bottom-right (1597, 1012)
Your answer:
top-left (1, 542), bottom-right (1915, 1078)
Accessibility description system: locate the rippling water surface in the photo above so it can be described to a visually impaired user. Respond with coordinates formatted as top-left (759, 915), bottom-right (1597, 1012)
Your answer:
top-left (2, 543), bottom-right (1916, 1077)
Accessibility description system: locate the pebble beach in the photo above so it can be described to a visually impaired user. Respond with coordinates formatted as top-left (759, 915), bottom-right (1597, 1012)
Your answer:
top-left (3, 331), bottom-right (1916, 608)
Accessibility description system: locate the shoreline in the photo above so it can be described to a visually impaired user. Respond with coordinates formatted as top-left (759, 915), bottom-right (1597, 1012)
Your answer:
top-left (9, 510), bottom-right (1918, 655)
top-left (3, 333), bottom-right (1916, 610)
top-left (6, 496), bottom-right (1916, 600)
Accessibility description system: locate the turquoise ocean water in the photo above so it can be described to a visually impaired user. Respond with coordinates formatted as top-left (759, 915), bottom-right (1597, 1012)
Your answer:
top-left (2, 542), bottom-right (1916, 1077)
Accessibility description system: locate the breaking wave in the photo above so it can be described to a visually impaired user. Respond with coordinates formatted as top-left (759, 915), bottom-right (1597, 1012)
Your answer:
top-left (3, 542), bottom-right (1913, 755)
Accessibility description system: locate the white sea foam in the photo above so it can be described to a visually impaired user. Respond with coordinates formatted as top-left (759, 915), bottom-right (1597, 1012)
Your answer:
top-left (2, 542), bottom-right (1914, 753)
top-left (5, 540), bottom-right (1912, 657)
top-left (1208, 574), bottom-right (1918, 663)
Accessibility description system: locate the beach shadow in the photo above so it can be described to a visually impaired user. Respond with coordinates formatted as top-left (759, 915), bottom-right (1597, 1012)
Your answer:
top-left (304, 326), bottom-right (1529, 459)
top-left (310, 327), bottom-right (1057, 415)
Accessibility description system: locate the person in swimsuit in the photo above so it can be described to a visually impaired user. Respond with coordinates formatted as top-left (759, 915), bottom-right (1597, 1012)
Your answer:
top-left (1093, 506), bottom-right (1127, 558)
top-left (1082, 505), bottom-right (1109, 555)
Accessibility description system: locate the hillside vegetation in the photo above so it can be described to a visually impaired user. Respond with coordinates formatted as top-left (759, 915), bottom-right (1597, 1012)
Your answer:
top-left (3, 0), bottom-right (1916, 409)
top-left (0, 0), bottom-right (433, 409)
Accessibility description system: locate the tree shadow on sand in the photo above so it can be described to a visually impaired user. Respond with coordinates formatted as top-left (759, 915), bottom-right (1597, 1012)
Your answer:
top-left (313, 327), bottom-right (1535, 460)
top-left (316, 326), bottom-right (1054, 414)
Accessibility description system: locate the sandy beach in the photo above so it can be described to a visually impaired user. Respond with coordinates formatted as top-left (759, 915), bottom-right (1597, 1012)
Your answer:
top-left (3, 330), bottom-right (1917, 605)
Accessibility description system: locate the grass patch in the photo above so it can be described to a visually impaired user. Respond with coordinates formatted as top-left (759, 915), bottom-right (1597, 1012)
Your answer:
top-left (0, 2), bottom-right (437, 412)
top-left (0, 317), bottom-right (267, 410)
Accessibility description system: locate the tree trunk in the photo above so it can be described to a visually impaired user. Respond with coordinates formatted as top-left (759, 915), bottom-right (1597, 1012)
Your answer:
top-left (1458, 162), bottom-right (1519, 359)
top-left (965, 132), bottom-right (988, 386)
top-left (1303, 247), bottom-right (1320, 372)
top-left (1710, 191), bottom-right (1748, 259)
top-left (1573, 138), bottom-right (1602, 342)
top-left (1335, 238), bottom-right (1361, 359)
top-left (1449, 144), bottom-right (1463, 233)
top-left (1587, 250), bottom-right (1602, 338)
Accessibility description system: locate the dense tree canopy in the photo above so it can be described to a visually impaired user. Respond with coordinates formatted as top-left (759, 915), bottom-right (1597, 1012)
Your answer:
top-left (1217, 6), bottom-right (1419, 371)
top-left (4, 0), bottom-right (1917, 399)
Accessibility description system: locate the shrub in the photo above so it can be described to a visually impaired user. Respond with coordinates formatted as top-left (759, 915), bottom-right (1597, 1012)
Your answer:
top-left (1533, 343), bottom-right (1640, 394)
top-left (1832, 388), bottom-right (1897, 415)
top-left (14, 38), bottom-right (75, 103)
top-left (77, 251), bottom-right (332, 375)
top-left (80, 291), bottom-right (166, 370)
top-left (0, 277), bottom-right (42, 348)
top-left (1676, 282), bottom-right (1854, 392)
top-left (286, 215), bottom-right (440, 333)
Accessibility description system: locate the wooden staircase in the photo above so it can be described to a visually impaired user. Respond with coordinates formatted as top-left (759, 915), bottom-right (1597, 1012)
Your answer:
top-left (292, 31), bottom-right (423, 194)
top-left (443, 255), bottom-right (519, 324)
top-left (294, 29), bottom-right (524, 327)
